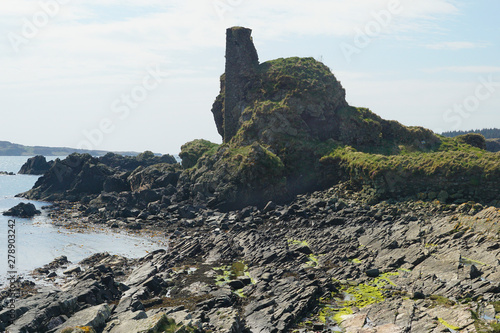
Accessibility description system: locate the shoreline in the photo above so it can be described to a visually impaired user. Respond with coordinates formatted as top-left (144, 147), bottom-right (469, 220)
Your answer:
top-left (3, 186), bottom-right (500, 332)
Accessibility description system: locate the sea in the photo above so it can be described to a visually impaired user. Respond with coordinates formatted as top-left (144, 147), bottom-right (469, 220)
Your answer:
top-left (0, 156), bottom-right (166, 286)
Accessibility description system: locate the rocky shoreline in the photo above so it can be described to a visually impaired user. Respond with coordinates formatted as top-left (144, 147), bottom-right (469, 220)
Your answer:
top-left (2, 186), bottom-right (500, 332)
top-left (2, 26), bottom-right (500, 332)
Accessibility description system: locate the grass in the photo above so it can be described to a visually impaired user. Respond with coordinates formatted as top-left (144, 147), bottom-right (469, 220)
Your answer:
top-left (179, 139), bottom-right (220, 169)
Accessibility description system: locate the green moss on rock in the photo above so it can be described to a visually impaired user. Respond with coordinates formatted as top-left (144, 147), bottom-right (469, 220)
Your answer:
top-left (179, 139), bottom-right (220, 169)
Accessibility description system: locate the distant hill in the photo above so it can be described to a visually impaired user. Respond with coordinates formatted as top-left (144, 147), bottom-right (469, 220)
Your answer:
top-left (0, 141), bottom-right (139, 156)
top-left (441, 128), bottom-right (500, 139)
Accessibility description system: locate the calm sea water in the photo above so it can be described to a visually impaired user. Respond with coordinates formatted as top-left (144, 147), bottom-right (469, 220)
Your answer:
top-left (0, 156), bottom-right (166, 285)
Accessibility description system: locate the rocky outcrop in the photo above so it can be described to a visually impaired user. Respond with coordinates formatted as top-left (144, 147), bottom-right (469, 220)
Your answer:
top-left (18, 155), bottom-right (54, 175)
top-left (98, 151), bottom-right (177, 172)
top-left (21, 153), bottom-right (180, 203)
top-left (0, 171), bottom-right (15, 175)
top-left (218, 27), bottom-right (260, 142)
top-left (2, 202), bottom-right (41, 218)
top-left (184, 27), bottom-right (442, 210)
top-left (22, 154), bottom-right (115, 202)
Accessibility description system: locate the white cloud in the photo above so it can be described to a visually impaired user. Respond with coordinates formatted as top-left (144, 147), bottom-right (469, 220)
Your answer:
top-left (425, 41), bottom-right (490, 50)
top-left (0, 0), bottom-right (471, 153)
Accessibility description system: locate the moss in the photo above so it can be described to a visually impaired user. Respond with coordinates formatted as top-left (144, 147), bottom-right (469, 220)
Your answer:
top-left (153, 316), bottom-right (199, 333)
top-left (213, 261), bottom-right (253, 287)
top-left (233, 289), bottom-right (246, 298)
top-left (287, 239), bottom-right (309, 247)
top-left (492, 301), bottom-right (500, 313)
top-left (343, 283), bottom-right (385, 309)
top-left (305, 254), bottom-right (320, 268)
top-left (429, 295), bottom-right (456, 307)
top-left (320, 143), bottom-right (500, 204)
top-left (315, 272), bottom-right (398, 325)
top-left (179, 139), bottom-right (220, 169)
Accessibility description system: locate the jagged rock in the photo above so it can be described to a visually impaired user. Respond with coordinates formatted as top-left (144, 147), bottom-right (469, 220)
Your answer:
top-left (54, 304), bottom-right (111, 333)
top-left (2, 202), bottom-right (41, 217)
top-left (18, 155), bottom-right (54, 175)
top-left (98, 151), bottom-right (177, 172)
top-left (127, 164), bottom-right (180, 191)
top-left (21, 153), bottom-right (114, 201)
top-left (470, 264), bottom-right (482, 279)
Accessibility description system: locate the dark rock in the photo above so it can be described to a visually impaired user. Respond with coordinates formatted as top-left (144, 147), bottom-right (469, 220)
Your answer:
top-left (63, 266), bottom-right (82, 275)
top-left (21, 154), bottom-right (114, 201)
top-left (98, 151), bottom-right (177, 171)
top-left (3, 202), bottom-right (41, 218)
top-left (18, 155), bottom-right (54, 175)
top-left (227, 280), bottom-right (245, 290)
top-left (470, 265), bottom-right (482, 279)
top-left (365, 269), bottom-right (380, 278)
top-left (214, 27), bottom-right (260, 142)
top-left (412, 291), bottom-right (425, 299)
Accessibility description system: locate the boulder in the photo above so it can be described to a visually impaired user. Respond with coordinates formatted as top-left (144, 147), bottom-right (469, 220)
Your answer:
top-left (18, 155), bottom-right (54, 175)
top-left (3, 202), bottom-right (41, 218)
top-left (55, 304), bottom-right (111, 333)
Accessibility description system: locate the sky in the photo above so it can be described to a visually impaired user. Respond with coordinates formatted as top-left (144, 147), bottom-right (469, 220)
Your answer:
top-left (1, 0), bottom-right (499, 154)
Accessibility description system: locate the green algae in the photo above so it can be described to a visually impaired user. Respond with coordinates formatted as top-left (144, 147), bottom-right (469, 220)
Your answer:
top-left (460, 257), bottom-right (488, 266)
top-left (438, 317), bottom-right (461, 331)
top-left (373, 272), bottom-right (399, 288)
top-left (233, 289), bottom-right (246, 298)
top-left (317, 272), bottom-right (400, 325)
top-left (305, 253), bottom-right (320, 268)
top-left (287, 239), bottom-right (309, 247)
top-left (213, 261), bottom-right (254, 287)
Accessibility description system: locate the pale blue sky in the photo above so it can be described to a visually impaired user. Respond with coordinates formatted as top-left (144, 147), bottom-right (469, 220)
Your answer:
top-left (1, 0), bottom-right (499, 154)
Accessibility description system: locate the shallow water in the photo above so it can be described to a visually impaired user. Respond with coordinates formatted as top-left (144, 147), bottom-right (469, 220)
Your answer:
top-left (0, 156), bottom-right (167, 285)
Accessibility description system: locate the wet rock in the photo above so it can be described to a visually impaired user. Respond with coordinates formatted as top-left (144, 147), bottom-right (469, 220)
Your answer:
top-left (366, 268), bottom-right (381, 278)
top-left (3, 202), bottom-right (41, 218)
